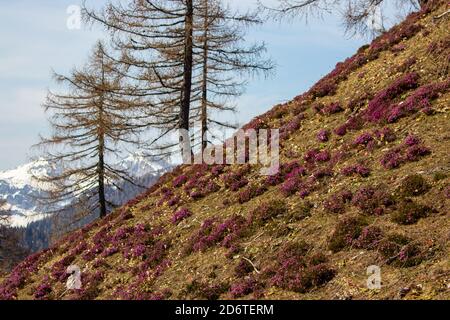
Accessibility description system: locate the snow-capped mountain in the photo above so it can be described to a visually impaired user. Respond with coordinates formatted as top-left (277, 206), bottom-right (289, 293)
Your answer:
top-left (0, 153), bottom-right (172, 230)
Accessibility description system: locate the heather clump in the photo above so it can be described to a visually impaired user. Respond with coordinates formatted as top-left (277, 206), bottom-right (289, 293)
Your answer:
top-left (237, 184), bottom-right (267, 204)
top-left (34, 276), bottom-right (52, 300)
top-left (185, 215), bottom-right (248, 253)
top-left (391, 199), bottom-right (432, 225)
top-left (381, 134), bottom-right (431, 169)
top-left (328, 216), bottom-right (368, 252)
top-left (184, 279), bottom-right (229, 300)
top-left (351, 185), bottom-right (395, 216)
top-left (317, 129), bottom-right (330, 142)
top-left (353, 226), bottom-right (384, 250)
top-left (229, 276), bottom-right (263, 298)
top-left (171, 208), bottom-right (192, 224)
top-left (222, 166), bottom-right (250, 191)
top-left (234, 259), bottom-right (254, 278)
top-left (249, 199), bottom-right (287, 226)
top-left (365, 72), bottom-right (420, 123)
top-left (172, 174), bottom-right (188, 188)
top-left (341, 164), bottom-right (371, 177)
top-left (398, 174), bottom-right (430, 197)
top-left (377, 234), bottom-right (425, 267)
top-left (266, 242), bottom-right (336, 293)
top-left (387, 80), bottom-right (450, 123)
top-left (323, 189), bottom-right (353, 214)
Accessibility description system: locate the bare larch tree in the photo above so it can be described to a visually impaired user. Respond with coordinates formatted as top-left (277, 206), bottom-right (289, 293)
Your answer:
top-left (193, 0), bottom-right (274, 151)
top-left (260, 0), bottom-right (432, 36)
top-left (83, 0), bottom-right (273, 156)
top-left (83, 0), bottom-right (197, 158)
top-left (36, 42), bottom-right (145, 218)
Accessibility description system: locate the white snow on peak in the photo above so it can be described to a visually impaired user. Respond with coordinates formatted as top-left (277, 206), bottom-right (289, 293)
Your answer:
top-left (0, 157), bottom-right (57, 190)
top-left (0, 151), bottom-right (172, 227)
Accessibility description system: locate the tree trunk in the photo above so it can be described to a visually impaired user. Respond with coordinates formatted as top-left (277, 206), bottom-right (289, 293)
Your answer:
top-left (98, 133), bottom-right (107, 218)
top-left (201, 0), bottom-right (209, 152)
top-left (98, 61), bottom-right (107, 219)
top-left (418, 0), bottom-right (429, 8)
top-left (180, 0), bottom-right (194, 151)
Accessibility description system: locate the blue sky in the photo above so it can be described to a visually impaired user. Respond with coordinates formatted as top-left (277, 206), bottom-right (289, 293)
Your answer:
top-left (0, 0), bottom-right (373, 170)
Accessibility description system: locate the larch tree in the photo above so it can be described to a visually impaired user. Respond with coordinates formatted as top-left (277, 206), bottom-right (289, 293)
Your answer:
top-left (83, 0), bottom-right (197, 159)
top-left (83, 0), bottom-right (274, 156)
top-left (259, 0), bottom-right (432, 36)
top-left (36, 42), bottom-right (146, 219)
top-left (193, 0), bottom-right (274, 151)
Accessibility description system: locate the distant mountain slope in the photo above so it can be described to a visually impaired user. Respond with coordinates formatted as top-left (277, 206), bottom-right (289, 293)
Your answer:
top-left (0, 154), bottom-right (172, 252)
top-left (0, 1), bottom-right (448, 300)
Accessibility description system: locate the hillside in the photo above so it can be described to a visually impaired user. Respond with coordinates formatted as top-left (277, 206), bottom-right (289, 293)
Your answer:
top-left (0, 1), bottom-right (448, 300)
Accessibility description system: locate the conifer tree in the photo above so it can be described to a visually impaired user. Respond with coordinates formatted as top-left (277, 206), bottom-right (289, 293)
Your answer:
top-left (36, 42), bottom-right (145, 218)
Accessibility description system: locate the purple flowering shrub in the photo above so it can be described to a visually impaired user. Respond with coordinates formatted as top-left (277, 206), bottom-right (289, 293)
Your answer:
top-left (234, 259), bottom-right (254, 278)
top-left (373, 127), bottom-right (397, 143)
top-left (0, 251), bottom-right (49, 300)
top-left (391, 43), bottom-right (406, 53)
top-left (266, 161), bottom-right (306, 187)
top-left (230, 276), bottom-right (262, 299)
top-left (328, 216), bottom-right (368, 252)
top-left (34, 276), bottom-right (52, 300)
top-left (157, 187), bottom-right (174, 206)
top-left (167, 195), bottom-right (181, 207)
top-left (353, 132), bottom-right (374, 147)
top-left (237, 184), bottom-right (267, 204)
top-left (317, 129), bottom-right (330, 142)
top-left (323, 189), bottom-right (353, 214)
top-left (265, 242), bottom-right (336, 293)
top-left (222, 166), bottom-right (250, 191)
top-left (51, 254), bottom-right (76, 282)
top-left (185, 215), bottom-right (248, 254)
top-left (387, 80), bottom-right (450, 123)
top-left (321, 102), bottom-right (343, 115)
top-left (279, 176), bottom-right (302, 196)
top-left (171, 208), bottom-right (192, 224)
top-left (353, 127), bottom-right (396, 151)
top-left (353, 226), bottom-right (384, 250)
top-left (365, 72), bottom-right (420, 123)
top-left (248, 200), bottom-right (287, 226)
top-left (351, 185), bottom-right (395, 215)
top-left (279, 114), bottom-right (305, 140)
top-left (391, 199), bottom-right (432, 225)
top-left (304, 149), bottom-right (331, 164)
top-left (211, 164), bottom-right (225, 176)
top-left (377, 234), bottom-right (425, 267)
top-left (334, 115), bottom-right (364, 136)
top-left (310, 80), bottom-right (337, 98)
top-left (341, 164), bottom-right (371, 177)
top-left (311, 167), bottom-right (334, 180)
top-left (172, 174), bottom-right (188, 188)
top-left (380, 135), bottom-right (431, 169)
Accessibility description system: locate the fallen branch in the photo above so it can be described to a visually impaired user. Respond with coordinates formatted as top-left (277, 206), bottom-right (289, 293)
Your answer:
top-left (242, 256), bottom-right (261, 274)
top-left (434, 9), bottom-right (450, 20)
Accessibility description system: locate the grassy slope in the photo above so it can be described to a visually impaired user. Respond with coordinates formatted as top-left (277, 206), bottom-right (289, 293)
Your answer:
top-left (2, 1), bottom-right (449, 300)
